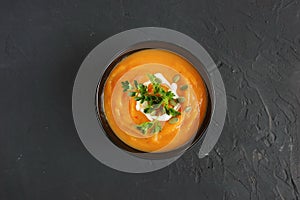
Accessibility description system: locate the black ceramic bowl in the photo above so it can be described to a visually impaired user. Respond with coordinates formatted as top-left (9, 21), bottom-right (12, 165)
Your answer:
top-left (96, 41), bottom-right (213, 159)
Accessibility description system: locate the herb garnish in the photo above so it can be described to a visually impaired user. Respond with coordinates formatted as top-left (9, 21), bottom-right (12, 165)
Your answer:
top-left (121, 74), bottom-right (183, 134)
top-left (136, 120), bottom-right (162, 134)
top-left (121, 74), bottom-right (181, 117)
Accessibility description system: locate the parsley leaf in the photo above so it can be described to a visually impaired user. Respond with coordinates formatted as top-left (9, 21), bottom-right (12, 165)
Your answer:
top-left (136, 120), bottom-right (161, 134)
top-left (121, 81), bottom-right (132, 92)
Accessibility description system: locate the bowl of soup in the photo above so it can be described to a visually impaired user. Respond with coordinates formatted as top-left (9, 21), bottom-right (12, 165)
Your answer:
top-left (73, 27), bottom-right (226, 172)
top-left (97, 42), bottom-right (212, 157)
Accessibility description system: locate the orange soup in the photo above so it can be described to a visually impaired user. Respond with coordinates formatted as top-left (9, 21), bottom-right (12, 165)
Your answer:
top-left (103, 49), bottom-right (208, 152)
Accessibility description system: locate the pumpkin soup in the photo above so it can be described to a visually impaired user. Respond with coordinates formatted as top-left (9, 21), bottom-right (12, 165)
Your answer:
top-left (103, 49), bottom-right (208, 152)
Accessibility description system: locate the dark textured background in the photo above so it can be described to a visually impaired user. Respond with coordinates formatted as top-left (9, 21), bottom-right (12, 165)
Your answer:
top-left (1, 0), bottom-right (300, 199)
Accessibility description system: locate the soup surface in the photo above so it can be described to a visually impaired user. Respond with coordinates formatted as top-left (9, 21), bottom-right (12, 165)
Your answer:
top-left (103, 49), bottom-right (208, 152)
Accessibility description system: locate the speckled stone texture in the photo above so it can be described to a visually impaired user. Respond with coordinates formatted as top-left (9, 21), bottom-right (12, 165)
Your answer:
top-left (0, 0), bottom-right (299, 199)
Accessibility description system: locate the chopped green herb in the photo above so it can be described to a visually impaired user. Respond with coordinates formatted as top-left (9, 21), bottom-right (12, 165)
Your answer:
top-left (143, 107), bottom-right (155, 114)
top-left (153, 123), bottom-right (162, 133)
top-left (136, 120), bottom-right (161, 134)
top-left (147, 74), bottom-right (157, 84)
top-left (136, 121), bottom-right (153, 134)
top-left (168, 107), bottom-right (181, 117)
top-left (134, 80), bottom-right (138, 88)
top-left (121, 81), bottom-right (133, 92)
top-left (128, 92), bottom-right (136, 97)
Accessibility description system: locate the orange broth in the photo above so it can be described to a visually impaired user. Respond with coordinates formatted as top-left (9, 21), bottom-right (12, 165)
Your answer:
top-left (103, 49), bottom-right (208, 152)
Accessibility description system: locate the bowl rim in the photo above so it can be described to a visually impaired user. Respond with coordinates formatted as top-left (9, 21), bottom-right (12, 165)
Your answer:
top-left (95, 42), bottom-right (213, 158)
